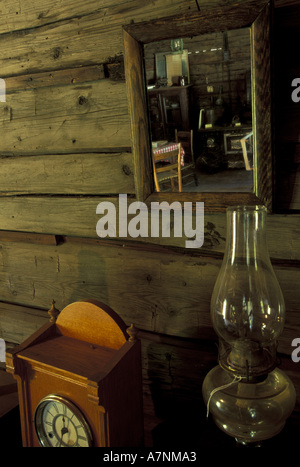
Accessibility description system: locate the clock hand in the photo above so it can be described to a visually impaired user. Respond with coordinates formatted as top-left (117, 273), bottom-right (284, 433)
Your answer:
top-left (57, 416), bottom-right (69, 446)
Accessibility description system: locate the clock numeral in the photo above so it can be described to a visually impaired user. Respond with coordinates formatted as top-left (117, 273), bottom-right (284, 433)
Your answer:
top-left (35, 396), bottom-right (93, 447)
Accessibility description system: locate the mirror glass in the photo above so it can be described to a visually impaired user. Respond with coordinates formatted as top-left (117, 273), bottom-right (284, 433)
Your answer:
top-left (123, 1), bottom-right (272, 210)
top-left (144, 28), bottom-right (253, 193)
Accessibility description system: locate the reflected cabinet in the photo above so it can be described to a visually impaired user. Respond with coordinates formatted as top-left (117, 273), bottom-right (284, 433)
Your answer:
top-left (148, 85), bottom-right (192, 141)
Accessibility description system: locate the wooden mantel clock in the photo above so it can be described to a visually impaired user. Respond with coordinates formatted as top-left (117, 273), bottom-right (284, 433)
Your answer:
top-left (6, 299), bottom-right (144, 447)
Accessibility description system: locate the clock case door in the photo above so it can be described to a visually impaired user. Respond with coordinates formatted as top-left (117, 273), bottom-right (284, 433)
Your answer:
top-left (6, 300), bottom-right (144, 447)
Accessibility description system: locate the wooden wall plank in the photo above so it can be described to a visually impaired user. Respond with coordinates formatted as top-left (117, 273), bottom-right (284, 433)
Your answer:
top-left (0, 238), bottom-right (298, 354)
top-left (0, 153), bottom-right (134, 195)
top-left (0, 79), bottom-right (130, 154)
top-left (0, 18), bottom-right (121, 77)
top-left (0, 302), bottom-right (48, 344)
top-left (5, 65), bottom-right (105, 92)
top-left (0, 0), bottom-right (115, 34)
top-left (0, 0), bottom-right (200, 35)
top-left (0, 197), bottom-right (298, 259)
top-left (0, 240), bottom-right (219, 334)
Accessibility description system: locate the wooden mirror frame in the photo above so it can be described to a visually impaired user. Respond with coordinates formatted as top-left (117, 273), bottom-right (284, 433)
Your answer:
top-left (123, 1), bottom-right (273, 212)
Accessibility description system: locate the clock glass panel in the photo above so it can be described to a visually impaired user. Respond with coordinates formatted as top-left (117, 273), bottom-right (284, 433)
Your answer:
top-left (34, 395), bottom-right (93, 447)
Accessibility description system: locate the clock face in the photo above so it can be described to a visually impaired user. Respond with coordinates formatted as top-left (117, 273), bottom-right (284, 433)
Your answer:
top-left (34, 395), bottom-right (93, 447)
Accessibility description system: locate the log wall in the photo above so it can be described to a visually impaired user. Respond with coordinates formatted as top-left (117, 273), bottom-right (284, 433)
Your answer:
top-left (0, 0), bottom-right (299, 446)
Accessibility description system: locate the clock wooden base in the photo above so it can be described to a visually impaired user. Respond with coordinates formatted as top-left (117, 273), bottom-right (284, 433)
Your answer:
top-left (6, 300), bottom-right (144, 447)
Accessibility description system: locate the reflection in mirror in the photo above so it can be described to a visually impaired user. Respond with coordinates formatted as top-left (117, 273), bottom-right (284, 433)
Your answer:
top-left (144, 28), bottom-right (253, 193)
top-left (123, 0), bottom-right (273, 210)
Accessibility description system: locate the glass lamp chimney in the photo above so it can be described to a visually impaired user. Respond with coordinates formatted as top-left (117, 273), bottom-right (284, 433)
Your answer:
top-left (202, 206), bottom-right (296, 445)
top-left (211, 205), bottom-right (285, 379)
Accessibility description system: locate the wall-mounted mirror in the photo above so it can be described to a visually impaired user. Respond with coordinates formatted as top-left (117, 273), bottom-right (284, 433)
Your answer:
top-left (123, 1), bottom-right (273, 211)
top-left (144, 29), bottom-right (253, 194)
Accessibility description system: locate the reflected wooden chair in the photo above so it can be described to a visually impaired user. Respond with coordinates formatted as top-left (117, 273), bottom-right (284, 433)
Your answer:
top-left (240, 131), bottom-right (253, 171)
top-left (152, 143), bottom-right (182, 192)
top-left (175, 129), bottom-right (198, 186)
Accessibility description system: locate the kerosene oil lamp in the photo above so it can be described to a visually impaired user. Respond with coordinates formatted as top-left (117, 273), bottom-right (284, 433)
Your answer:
top-left (202, 206), bottom-right (296, 445)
